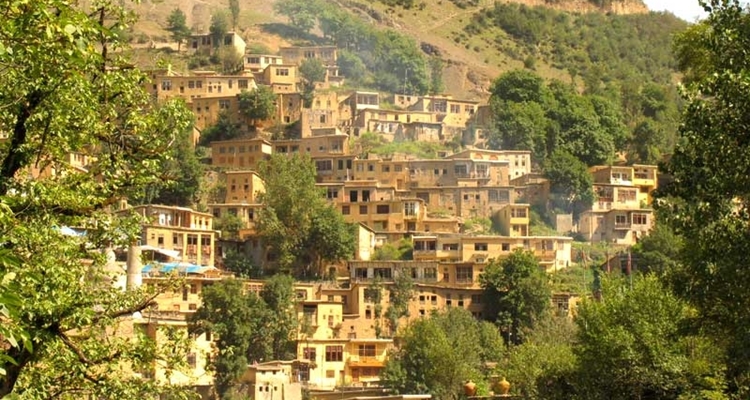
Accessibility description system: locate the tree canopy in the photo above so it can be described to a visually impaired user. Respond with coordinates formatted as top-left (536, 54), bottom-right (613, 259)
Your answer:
top-left (209, 10), bottom-right (230, 47)
top-left (543, 149), bottom-right (595, 218)
top-left (238, 86), bottom-right (277, 127)
top-left (189, 276), bottom-right (296, 398)
top-left (575, 276), bottom-right (725, 399)
top-left (480, 250), bottom-right (551, 344)
top-left (256, 154), bottom-right (356, 278)
top-left (658, 0), bottom-right (750, 392)
top-left (299, 58), bottom-right (326, 108)
top-left (488, 70), bottom-right (625, 167)
top-left (229, 0), bottom-right (240, 30)
top-left (381, 307), bottom-right (504, 400)
top-left (0, 0), bottom-right (194, 397)
top-left (166, 8), bottom-right (191, 51)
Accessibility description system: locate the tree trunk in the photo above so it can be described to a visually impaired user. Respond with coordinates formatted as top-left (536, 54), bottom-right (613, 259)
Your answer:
top-left (0, 347), bottom-right (33, 397)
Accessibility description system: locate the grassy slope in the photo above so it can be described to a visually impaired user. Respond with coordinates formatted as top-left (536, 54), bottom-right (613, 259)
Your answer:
top-left (128, 0), bottom-right (656, 98)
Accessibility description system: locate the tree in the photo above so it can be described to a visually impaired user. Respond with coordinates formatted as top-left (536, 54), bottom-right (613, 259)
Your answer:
top-left (630, 222), bottom-right (683, 275)
top-left (259, 274), bottom-right (298, 361)
top-left (337, 50), bottom-right (366, 83)
top-left (222, 248), bottom-right (259, 278)
top-left (658, 1), bottom-right (750, 391)
top-left (189, 275), bottom-right (296, 398)
top-left (488, 100), bottom-right (548, 163)
top-left (628, 119), bottom-right (667, 165)
top-left (480, 250), bottom-right (550, 344)
top-left (215, 45), bottom-right (243, 73)
top-left (490, 69), bottom-right (549, 104)
top-left (384, 268), bottom-right (414, 336)
top-left (428, 57), bottom-right (445, 94)
top-left (143, 126), bottom-right (205, 207)
top-left (166, 8), bottom-right (191, 51)
top-left (364, 277), bottom-right (386, 338)
top-left (189, 279), bottom-right (267, 399)
top-left (229, 0), bottom-right (240, 30)
top-left (209, 10), bottom-right (230, 48)
top-left (238, 86), bottom-right (276, 128)
top-left (498, 315), bottom-right (577, 400)
top-left (256, 154), bottom-right (355, 277)
top-left (273, 0), bottom-right (320, 34)
top-left (382, 308), bottom-right (504, 400)
top-left (199, 111), bottom-right (242, 145)
top-left (543, 149), bottom-right (595, 218)
top-left (575, 276), bottom-right (726, 400)
top-left (299, 58), bottom-right (326, 108)
top-left (213, 213), bottom-right (244, 240)
top-left (545, 82), bottom-right (615, 166)
top-left (0, 0), bottom-right (194, 397)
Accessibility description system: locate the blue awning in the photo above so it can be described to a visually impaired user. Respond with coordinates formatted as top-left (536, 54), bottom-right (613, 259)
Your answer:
top-left (142, 262), bottom-right (204, 274)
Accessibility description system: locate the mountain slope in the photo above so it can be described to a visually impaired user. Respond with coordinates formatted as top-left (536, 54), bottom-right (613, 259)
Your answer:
top-left (127, 0), bottom-right (683, 100)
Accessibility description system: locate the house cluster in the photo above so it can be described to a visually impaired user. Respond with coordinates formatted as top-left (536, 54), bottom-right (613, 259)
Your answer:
top-left (4, 37), bottom-right (661, 399)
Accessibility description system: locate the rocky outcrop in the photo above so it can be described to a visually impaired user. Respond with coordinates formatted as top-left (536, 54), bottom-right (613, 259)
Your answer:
top-left (499, 0), bottom-right (649, 15)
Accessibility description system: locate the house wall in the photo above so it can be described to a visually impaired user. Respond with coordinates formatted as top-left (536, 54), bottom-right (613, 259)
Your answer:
top-left (210, 138), bottom-right (273, 170)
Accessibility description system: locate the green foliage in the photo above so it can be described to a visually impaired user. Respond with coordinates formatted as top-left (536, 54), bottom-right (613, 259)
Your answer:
top-left (166, 8), bottom-right (191, 51)
top-left (209, 10), bottom-right (230, 47)
top-left (474, 4), bottom-right (686, 162)
top-left (256, 154), bottom-right (355, 277)
top-left (283, 0), bottom-right (431, 94)
top-left (489, 70), bottom-right (624, 166)
top-left (228, 0), bottom-right (240, 30)
top-left (143, 126), bottom-right (206, 207)
top-left (189, 276), bottom-right (297, 398)
top-left (214, 46), bottom-right (243, 73)
top-left (490, 69), bottom-right (548, 103)
top-left (353, 132), bottom-right (450, 159)
top-left (199, 111), bottom-right (242, 145)
top-left (489, 100), bottom-right (548, 163)
top-left (273, 0), bottom-right (319, 34)
top-left (428, 57), bottom-right (445, 94)
top-left (372, 239), bottom-right (413, 261)
top-left (657, 1), bottom-right (750, 392)
top-left (462, 216), bottom-right (493, 235)
top-left (259, 274), bottom-right (298, 361)
top-left (299, 58), bottom-right (327, 83)
top-left (480, 250), bottom-right (551, 344)
top-left (478, 3), bottom-right (686, 84)
top-left (299, 58), bottom-right (326, 108)
top-left (382, 308), bottom-right (504, 400)
top-left (575, 275), bottom-right (727, 399)
top-left (0, 0), bottom-right (195, 396)
top-left (238, 86), bottom-right (276, 126)
top-left (543, 149), bottom-right (595, 218)
top-left (337, 49), bottom-right (367, 83)
top-left (630, 222), bottom-right (682, 275)
top-left (384, 268), bottom-right (415, 335)
top-left (214, 213), bottom-right (244, 240)
top-left (222, 248), bottom-right (259, 278)
top-left (377, 0), bottom-right (416, 8)
top-left (498, 315), bottom-right (577, 399)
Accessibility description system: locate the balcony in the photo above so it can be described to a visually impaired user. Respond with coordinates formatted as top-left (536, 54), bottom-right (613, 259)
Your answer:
top-left (454, 172), bottom-right (490, 180)
top-left (348, 356), bottom-right (385, 367)
top-left (614, 222), bottom-right (632, 230)
top-left (533, 249), bottom-right (556, 260)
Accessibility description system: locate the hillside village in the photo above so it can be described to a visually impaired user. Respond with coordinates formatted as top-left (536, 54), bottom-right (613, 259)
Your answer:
top-left (87, 28), bottom-right (662, 395)
top-left (14, 0), bottom-right (750, 399)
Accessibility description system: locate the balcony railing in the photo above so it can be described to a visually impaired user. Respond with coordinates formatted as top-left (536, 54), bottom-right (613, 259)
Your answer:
top-left (614, 222), bottom-right (632, 230)
top-left (348, 356), bottom-right (385, 365)
top-left (454, 172), bottom-right (490, 179)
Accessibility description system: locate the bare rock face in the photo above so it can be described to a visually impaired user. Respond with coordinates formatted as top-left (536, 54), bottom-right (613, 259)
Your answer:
top-left (499, 0), bottom-right (649, 15)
